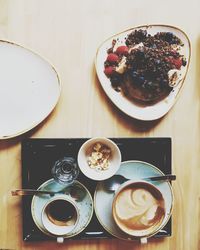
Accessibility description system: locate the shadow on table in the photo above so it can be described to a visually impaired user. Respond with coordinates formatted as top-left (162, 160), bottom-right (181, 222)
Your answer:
top-left (0, 103), bottom-right (60, 149)
top-left (195, 36), bottom-right (200, 102)
top-left (21, 237), bottom-right (165, 249)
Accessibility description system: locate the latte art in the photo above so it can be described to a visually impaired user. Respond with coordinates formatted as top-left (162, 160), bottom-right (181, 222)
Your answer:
top-left (113, 182), bottom-right (165, 236)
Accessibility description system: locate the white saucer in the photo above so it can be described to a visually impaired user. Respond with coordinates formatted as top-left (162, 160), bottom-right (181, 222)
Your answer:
top-left (31, 179), bottom-right (93, 238)
top-left (94, 160), bottom-right (173, 240)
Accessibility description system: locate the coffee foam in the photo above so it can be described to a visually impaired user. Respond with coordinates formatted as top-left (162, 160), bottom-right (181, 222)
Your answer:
top-left (113, 182), bottom-right (165, 236)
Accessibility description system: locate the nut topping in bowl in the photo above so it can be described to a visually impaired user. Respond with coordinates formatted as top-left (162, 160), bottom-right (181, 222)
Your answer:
top-left (77, 138), bottom-right (121, 181)
top-left (88, 142), bottom-right (111, 171)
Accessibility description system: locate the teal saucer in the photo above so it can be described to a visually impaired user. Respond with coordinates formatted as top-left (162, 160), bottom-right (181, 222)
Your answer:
top-left (31, 179), bottom-right (93, 239)
top-left (94, 160), bottom-right (173, 240)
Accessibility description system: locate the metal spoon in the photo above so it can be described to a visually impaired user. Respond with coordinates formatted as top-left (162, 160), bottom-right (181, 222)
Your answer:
top-left (11, 184), bottom-right (86, 201)
top-left (103, 174), bottom-right (176, 192)
top-left (11, 189), bottom-right (60, 196)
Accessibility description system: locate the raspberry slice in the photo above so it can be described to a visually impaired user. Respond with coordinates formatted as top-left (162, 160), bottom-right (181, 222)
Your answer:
top-left (171, 58), bottom-right (182, 69)
top-left (104, 66), bottom-right (115, 76)
top-left (116, 46), bottom-right (129, 55)
top-left (106, 53), bottom-right (119, 63)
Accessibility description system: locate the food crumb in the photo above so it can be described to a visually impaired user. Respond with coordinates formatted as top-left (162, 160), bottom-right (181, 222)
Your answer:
top-left (88, 142), bottom-right (111, 171)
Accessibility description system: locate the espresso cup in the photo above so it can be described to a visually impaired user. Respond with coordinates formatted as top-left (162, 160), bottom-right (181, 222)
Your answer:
top-left (112, 180), bottom-right (170, 243)
top-left (42, 196), bottom-right (79, 243)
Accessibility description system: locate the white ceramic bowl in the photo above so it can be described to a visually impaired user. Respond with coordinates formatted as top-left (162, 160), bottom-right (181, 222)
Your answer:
top-left (77, 138), bottom-right (121, 181)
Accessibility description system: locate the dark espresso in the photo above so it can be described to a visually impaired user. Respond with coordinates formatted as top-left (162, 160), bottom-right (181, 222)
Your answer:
top-left (46, 199), bottom-right (77, 226)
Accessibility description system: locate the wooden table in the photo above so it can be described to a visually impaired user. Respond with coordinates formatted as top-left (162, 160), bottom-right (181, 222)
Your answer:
top-left (0, 0), bottom-right (199, 249)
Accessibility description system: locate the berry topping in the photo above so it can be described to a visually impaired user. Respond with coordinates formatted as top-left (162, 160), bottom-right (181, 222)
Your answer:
top-left (106, 53), bottom-right (119, 63)
top-left (116, 46), bottom-right (129, 55)
top-left (103, 29), bottom-right (186, 103)
top-left (171, 58), bottom-right (182, 69)
top-left (104, 66), bottom-right (115, 76)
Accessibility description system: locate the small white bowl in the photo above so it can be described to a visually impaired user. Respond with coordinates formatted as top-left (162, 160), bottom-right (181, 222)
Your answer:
top-left (77, 137), bottom-right (121, 181)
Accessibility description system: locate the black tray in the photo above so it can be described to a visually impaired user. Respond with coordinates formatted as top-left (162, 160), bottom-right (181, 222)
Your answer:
top-left (21, 138), bottom-right (172, 241)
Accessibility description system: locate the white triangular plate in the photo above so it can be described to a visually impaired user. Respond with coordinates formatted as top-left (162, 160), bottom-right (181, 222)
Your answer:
top-left (95, 25), bottom-right (191, 121)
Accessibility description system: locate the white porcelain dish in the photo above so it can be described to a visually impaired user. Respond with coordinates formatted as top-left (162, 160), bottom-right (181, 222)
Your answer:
top-left (0, 40), bottom-right (61, 139)
top-left (95, 24), bottom-right (191, 121)
top-left (77, 137), bottom-right (121, 181)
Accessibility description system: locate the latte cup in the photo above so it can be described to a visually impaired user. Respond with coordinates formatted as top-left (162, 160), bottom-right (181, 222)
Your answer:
top-left (41, 196), bottom-right (79, 243)
top-left (112, 180), bottom-right (172, 243)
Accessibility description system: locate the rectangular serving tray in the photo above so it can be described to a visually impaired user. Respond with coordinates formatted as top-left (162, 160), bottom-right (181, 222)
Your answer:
top-left (22, 137), bottom-right (172, 241)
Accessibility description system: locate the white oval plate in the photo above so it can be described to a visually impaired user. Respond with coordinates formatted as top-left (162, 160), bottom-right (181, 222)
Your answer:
top-left (95, 24), bottom-right (191, 121)
top-left (0, 41), bottom-right (61, 139)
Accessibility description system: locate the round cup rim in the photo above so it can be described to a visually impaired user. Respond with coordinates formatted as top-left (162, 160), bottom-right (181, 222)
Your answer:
top-left (112, 179), bottom-right (171, 238)
top-left (41, 196), bottom-right (80, 236)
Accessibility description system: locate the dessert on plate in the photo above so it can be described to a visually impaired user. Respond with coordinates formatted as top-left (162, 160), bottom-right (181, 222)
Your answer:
top-left (104, 29), bottom-right (187, 103)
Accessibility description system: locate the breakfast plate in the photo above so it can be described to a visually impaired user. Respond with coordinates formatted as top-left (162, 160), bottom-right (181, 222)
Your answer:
top-left (94, 160), bottom-right (173, 240)
top-left (31, 179), bottom-right (93, 239)
top-left (0, 41), bottom-right (61, 139)
top-left (95, 24), bottom-right (191, 120)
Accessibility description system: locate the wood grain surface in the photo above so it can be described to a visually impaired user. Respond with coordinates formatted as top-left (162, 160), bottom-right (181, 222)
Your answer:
top-left (0, 0), bottom-right (199, 249)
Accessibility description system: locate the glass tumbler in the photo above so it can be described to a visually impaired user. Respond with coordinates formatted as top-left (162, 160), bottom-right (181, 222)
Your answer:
top-left (51, 157), bottom-right (79, 186)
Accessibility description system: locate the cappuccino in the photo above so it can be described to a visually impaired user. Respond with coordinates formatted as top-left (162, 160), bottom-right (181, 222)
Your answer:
top-left (113, 181), bottom-right (165, 237)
